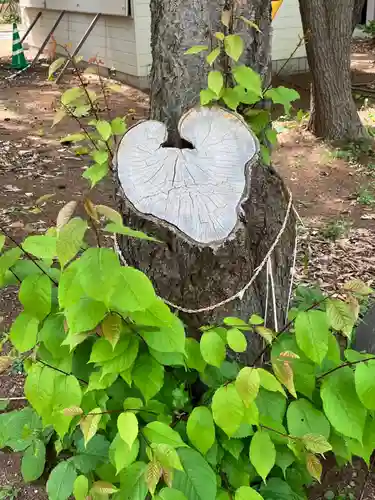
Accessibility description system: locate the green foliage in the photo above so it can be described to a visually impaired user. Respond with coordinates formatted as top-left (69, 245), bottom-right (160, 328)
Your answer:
top-left (185, 23), bottom-right (300, 166)
top-left (1, 18), bottom-right (373, 500)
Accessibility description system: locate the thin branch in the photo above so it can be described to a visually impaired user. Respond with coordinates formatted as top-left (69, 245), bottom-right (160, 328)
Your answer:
top-left (0, 225), bottom-right (58, 286)
top-left (0, 397), bottom-right (27, 401)
top-left (317, 356), bottom-right (375, 381)
top-left (251, 290), bottom-right (337, 366)
top-left (36, 359), bottom-right (88, 385)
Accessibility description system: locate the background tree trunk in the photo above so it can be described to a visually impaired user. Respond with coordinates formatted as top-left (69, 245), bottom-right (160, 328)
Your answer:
top-left (352, 0), bottom-right (366, 31)
top-left (298, 0), bottom-right (367, 141)
top-left (115, 0), bottom-right (296, 363)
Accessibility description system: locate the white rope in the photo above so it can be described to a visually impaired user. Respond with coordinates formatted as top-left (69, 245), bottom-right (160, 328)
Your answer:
top-left (114, 189), bottom-right (294, 315)
top-left (267, 257), bottom-right (279, 332)
top-left (285, 223), bottom-right (298, 322)
top-left (264, 259), bottom-right (270, 327)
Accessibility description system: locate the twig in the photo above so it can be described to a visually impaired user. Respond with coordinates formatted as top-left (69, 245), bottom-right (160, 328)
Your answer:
top-left (0, 225), bottom-right (58, 286)
top-left (251, 290), bottom-right (337, 366)
top-left (0, 397), bottom-right (27, 401)
top-left (317, 356), bottom-right (375, 381)
top-left (358, 454), bottom-right (375, 500)
top-left (36, 359), bottom-right (88, 385)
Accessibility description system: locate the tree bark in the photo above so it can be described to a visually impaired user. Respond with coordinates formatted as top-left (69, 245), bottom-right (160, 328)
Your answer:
top-left (114, 0), bottom-right (296, 363)
top-left (352, 0), bottom-right (366, 31)
top-left (298, 0), bottom-right (367, 141)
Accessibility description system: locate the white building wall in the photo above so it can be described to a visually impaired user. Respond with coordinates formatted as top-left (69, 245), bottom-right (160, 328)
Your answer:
top-left (21, 0), bottom-right (308, 87)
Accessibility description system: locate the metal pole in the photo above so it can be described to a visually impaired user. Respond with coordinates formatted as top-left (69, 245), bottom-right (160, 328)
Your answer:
top-left (55, 12), bottom-right (101, 84)
top-left (20, 10), bottom-right (42, 44)
top-left (29, 10), bottom-right (65, 69)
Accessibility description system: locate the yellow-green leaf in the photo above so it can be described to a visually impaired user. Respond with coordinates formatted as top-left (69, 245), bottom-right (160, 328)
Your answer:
top-left (224, 35), bottom-right (244, 61)
top-left (96, 120), bottom-right (112, 141)
top-left (249, 430), bottom-right (276, 482)
top-left (343, 279), bottom-right (373, 296)
top-left (235, 367), bottom-right (260, 406)
top-left (302, 434), bottom-right (332, 454)
top-left (227, 328), bottom-right (247, 353)
top-left (118, 412), bottom-right (138, 449)
top-left (306, 453), bottom-right (322, 482)
top-left (91, 481), bottom-right (119, 495)
top-left (80, 409), bottom-right (102, 447)
top-left (212, 384), bottom-right (245, 437)
top-left (235, 486), bottom-right (264, 500)
top-left (185, 45), bottom-right (208, 55)
top-left (257, 368), bottom-right (286, 396)
top-left (73, 475), bottom-right (89, 500)
top-left (208, 71), bottom-right (223, 96)
top-left (326, 299), bottom-right (356, 338)
top-left (206, 47), bottom-right (221, 65)
top-left (186, 406), bottom-right (215, 455)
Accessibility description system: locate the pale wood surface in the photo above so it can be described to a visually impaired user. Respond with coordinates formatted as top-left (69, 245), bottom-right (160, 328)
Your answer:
top-left (117, 107), bottom-right (259, 244)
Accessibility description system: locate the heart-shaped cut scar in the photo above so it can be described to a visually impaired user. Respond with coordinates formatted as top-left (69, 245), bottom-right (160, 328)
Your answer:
top-left (116, 106), bottom-right (259, 244)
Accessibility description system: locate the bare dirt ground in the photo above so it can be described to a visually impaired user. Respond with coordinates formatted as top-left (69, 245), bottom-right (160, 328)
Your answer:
top-left (0, 38), bottom-right (375, 499)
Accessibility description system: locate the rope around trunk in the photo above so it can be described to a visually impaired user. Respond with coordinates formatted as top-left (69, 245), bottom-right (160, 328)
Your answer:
top-left (114, 189), bottom-right (296, 318)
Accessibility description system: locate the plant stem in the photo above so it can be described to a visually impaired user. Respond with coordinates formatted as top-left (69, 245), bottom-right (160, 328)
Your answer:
top-left (0, 225), bottom-right (58, 286)
top-left (36, 359), bottom-right (88, 385)
top-left (317, 356), bottom-right (375, 381)
top-left (251, 290), bottom-right (337, 366)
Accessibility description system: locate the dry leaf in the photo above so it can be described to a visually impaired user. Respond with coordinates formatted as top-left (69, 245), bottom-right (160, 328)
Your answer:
top-left (57, 201), bottom-right (78, 231)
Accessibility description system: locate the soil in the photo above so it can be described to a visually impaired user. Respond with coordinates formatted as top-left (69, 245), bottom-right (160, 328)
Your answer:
top-left (0, 38), bottom-right (375, 499)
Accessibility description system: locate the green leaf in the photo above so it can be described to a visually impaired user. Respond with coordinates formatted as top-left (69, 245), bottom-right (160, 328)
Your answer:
top-left (149, 349), bottom-right (185, 367)
top-left (144, 421), bottom-right (187, 448)
top-left (235, 367), bottom-right (260, 406)
top-left (302, 434), bottom-right (332, 454)
top-left (224, 35), bottom-right (244, 61)
top-left (221, 438), bottom-right (244, 460)
top-left (260, 145), bottom-right (271, 166)
top-left (73, 475), bottom-right (89, 500)
top-left (132, 299), bottom-right (184, 352)
top-left (152, 443), bottom-right (183, 471)
top-left (355, 360), bottom-right (375, 410)
top-left (65, 298), bottom-right (107, 334)
top-left (110, 267), bottom-right (156, 313)
top-left (286, 399), bottom-right (330, 438)
top-left (326, 299), bottom-right (355, 338)
top-left (82, 163), bottom-right (109, 187)
top-left (343, 279), bottom-right (373, 296)
top-left (133, 353), bottom-right (164, 401)
top-left (173, 448), bottom-right (217, 500)
top-left (235, 486), bottom-right (264, 500)
top-left (227, 328), bottom-right (247, 353)
top-left (232, 66), bottom-right (262, 97)
top-left (0, 234), bottom-right (5, 252)
top-left (58, 266), bottom-right (84, 309)
top-left (265, 127), bottom-right (278, 146)
top-left (200, 330), bottom-right (226, 368)
top-left (249, 314), bottom-right (264, 326)
top-left (52, 109), bottom-right (67, 127)
top-left (19, 274), bottom-right (51, 321)
top-left (91, 481), bottom-right (119, 495)
top-left (60, 133), bottom-right (86, 143)
top-left (294, 310), bottom-right (329, 364)
top-left (21, 440), bottom-right (46, 482)
top-left (76, 247), bottom-right (121, 303)
top-left (96, 205), bottom-right (123, 225)
top-left (47, 461), bottom-right (77, 500)
top-left (239, 16), bottom-right (261, 32)
top-left (208, 71), bottom-right (223, 96)
top-left (73, 105), bottom-right (91, 118)
top-left (48, 57), bottom-right (66, 78)
top-left (249, 430), bottom-right (276, 482)
top-left (212, 384), bottom-right (245, 437)
top-left (200, 89), bottom-right (217, 106)
top-left (104, 222), bottom-right (159, 242)
top-left (109, 435), bottom-right (139, 474)
top-left (118, 462), bottom-right (148, 500)
top-left (96, 120), bottom-right (112, 141)
top-left (111, 117), bottom-right (127, 135)
top-left (185, 338), bottom-right (206, 372)
top-left (61, 87), bottom-right (83, 105)
top-left (264, 87), bottom-right (300, 115)
top-left (222, 88), bottom-right (240, 110)
top-left (185, 45), bottom-right (208, 54)
top-left (10, 311), bottom-right (39, 354)
top-left (275, 448), bottom-right (295, 478)
top-left (118, 412), bottom-right (138, 449)
top-left (206, 47), bottom-right (220, 65)
top-left (187, 406), bottom-right (215, 455)
top-left (80, 409), bottom-right (102, 447)
top-left (260, 478), bottom-right (304, 500)
top-left (92, 149), bottom-right (109, 165)
top-left (257, 368), bottom-right (286, 396)
top-left (72, 435), bottom-right (110, 474)
top-left (321, 366), bottom-right (366, 442)
top-left (22, 235), bottom-right (57, 259)
top-left (0, 247), bottom-right (22, 283)
top-left (56, 217), bottom-right (88, 268)
top-left (159, 488), bottom-right (187, 500)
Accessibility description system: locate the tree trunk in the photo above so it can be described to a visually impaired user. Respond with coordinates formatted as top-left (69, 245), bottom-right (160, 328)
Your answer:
top-left (114, 0), bottom-right (296, 363)
top-left (298, 0), bottom-right (367, 141)
top-left (352, 0), bottom-right (366, 31)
